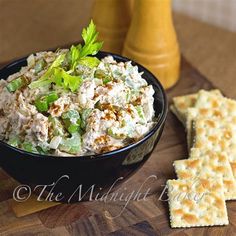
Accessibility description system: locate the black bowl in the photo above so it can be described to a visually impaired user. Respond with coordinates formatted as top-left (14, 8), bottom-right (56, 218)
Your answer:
top-left (0, 51), bottom-right (168, 203)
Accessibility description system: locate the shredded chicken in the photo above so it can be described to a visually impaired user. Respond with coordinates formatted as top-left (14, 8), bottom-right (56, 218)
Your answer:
top-left (0, 52), bottom-right (156, 156)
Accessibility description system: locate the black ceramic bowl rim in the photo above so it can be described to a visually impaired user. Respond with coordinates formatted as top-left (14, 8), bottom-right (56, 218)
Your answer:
top-left (0, 51), bottom-right (168, 161)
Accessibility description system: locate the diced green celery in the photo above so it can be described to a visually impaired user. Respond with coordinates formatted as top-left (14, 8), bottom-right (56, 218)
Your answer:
top-left (80, 108), bottom-right (92, 130)
top-left (103, 78), bottom-right (111, 84)
top-left (6, 76), bottom-right (28, 92)
top-left (107, 127), bottom-right (126, 139)
top-left (121, 120), bottom-right (126, 128)
top-left (62, 110), bottom-right (81, 134)
top-left (46, 92), bottom-right (59, 104)
top-left (94, 69), bottom-right (112, 84)
top-left (49, 116), bottom-right (65, 136)
top-left (63, 121), bottom-right (80, 134)
top-left (36, 145), bottom-right (50, 154)
top-left (35, 98), bottom-right (48, 112)
top-left (67, 124), bottom-right (79, 134)
top-left (59, 133), bottom-right (81, 154)
top-left (135, 106), bottom-right (145, 120)
top-left (126, 90), bottom-right (131, 102)
top-left (62, 110), bottom-right (80, 120)
top-left (34, 58), bottom-right (47, 75)
top-left (35, 92), bottom-right (59, 112)
top-left (28, 78), bottom-right (52, 89)
top-left (8, 136), bottom-right (21, 147)
top-left (94, 69), bottom-right (106, 79)
top-left (125, 77), bottom-right (136, 88)
top-left (22, 142), bottom-right (38, 153)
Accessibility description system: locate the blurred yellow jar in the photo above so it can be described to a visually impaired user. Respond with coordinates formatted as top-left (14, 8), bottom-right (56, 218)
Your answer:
top-left (122, 0), bottom-right (180, 89)
top-left (92, 0), bottom-right (133, 54)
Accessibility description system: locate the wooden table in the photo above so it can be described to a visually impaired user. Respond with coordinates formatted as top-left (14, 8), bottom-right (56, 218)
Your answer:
top-left (0, 58), bottom-right (235, 235)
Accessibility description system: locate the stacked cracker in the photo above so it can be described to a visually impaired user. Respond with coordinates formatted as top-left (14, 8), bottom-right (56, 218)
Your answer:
top-left (168, 89), bottom-right (236, 228)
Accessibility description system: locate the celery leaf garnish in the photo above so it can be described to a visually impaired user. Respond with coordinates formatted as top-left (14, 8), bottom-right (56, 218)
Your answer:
top-left (29, 20), bottom-right (103, 92)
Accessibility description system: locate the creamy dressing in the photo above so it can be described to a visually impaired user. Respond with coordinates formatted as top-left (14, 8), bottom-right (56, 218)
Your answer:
top-left (0, 51), bottom-right (156, 156)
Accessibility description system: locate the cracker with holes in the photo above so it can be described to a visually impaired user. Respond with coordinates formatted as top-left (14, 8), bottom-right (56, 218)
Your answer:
top-left (167, 178), bottom-right (228, 228)
top-left (174, 148), bottom-right (236, 200)
top-left (171, 93), bottom-right (197, 126)
top-left (193, 118), bottom-right (236, 178)
top-left (186, 90), bottom-right (236, 149)
top-left (171, 90), bottom-right (222, 127)
top-left (195, 89), bottom-right (236, 113)
top-left (185, 107), bottom-right (235, 150)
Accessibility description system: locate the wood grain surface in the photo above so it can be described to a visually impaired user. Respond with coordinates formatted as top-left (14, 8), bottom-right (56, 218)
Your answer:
top-left (0, 58), bottom-right (235, 235)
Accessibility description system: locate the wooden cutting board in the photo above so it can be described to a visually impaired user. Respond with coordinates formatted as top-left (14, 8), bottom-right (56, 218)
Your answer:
top-left (0, 58), bottom-right (235, 236)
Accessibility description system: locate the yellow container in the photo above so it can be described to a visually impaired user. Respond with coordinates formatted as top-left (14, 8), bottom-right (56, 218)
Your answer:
top-left (122, 0), bottom-right (180, 89)
top-left (92, 0), bottom-right (133, 54)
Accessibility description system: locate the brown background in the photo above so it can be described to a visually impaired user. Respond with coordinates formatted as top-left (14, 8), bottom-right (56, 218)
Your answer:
top-left (0, 0), bottom-right (94, 62)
